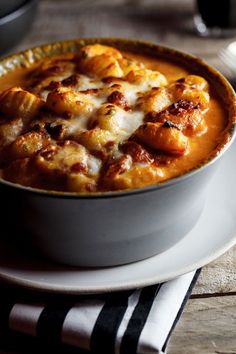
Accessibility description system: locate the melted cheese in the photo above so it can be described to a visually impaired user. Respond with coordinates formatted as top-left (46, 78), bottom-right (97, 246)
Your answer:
top-left (87, 155), bottom-right (102, 175)
top-left (41, 74), bottom-right (157, 143)
top-left (110, 109), bottom-right (143, 141)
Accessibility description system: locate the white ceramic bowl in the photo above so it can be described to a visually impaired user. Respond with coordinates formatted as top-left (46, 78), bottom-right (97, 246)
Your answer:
top-left (0, 38), bottom-right (235, 267)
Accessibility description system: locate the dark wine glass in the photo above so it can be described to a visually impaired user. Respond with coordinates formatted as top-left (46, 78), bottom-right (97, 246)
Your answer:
top-left (194, 0), bottom-right (236, 37)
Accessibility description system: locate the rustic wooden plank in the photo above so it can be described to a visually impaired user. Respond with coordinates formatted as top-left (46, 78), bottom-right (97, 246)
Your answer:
top-left (193, 246), bottom-right (236, 296)
top-left (168, 295), bottom-right (236, 354)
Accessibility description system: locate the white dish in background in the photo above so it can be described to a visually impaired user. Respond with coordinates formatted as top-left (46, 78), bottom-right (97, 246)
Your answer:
top-left (0, 141), bottom-right (236, 294)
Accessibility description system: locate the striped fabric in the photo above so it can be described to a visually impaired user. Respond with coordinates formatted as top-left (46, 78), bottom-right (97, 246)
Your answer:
top-left (0, 270), bottom-right (200, 354)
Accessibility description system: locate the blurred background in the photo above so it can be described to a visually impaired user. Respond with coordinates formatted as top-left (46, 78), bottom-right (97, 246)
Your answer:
top-left (1, 0), bottom-right (236, 80)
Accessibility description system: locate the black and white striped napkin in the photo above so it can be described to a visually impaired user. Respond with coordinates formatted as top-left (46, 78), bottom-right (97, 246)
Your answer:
top-left (0, 270), bottom-right (200, 354)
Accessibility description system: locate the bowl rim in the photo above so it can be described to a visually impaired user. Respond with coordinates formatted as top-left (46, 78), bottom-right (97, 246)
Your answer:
top-left (0, 37), bottom-right (236, 199)
top-left (0, 0), bottom-right (38, 26)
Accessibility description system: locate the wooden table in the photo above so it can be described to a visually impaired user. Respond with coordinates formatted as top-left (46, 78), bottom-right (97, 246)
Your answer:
top-left (1, 1), bottom-right (236, 353)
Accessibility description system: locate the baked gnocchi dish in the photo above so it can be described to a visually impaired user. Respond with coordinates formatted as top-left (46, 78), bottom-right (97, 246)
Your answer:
top-left (0, 44), bottom-right (227, 192)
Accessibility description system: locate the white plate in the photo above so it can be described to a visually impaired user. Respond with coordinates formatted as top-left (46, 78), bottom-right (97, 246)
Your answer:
top-left (0, 141), bottom-right (236, 294)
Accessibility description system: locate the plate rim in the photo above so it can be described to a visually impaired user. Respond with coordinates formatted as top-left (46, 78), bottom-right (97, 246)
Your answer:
top-left (0, 230), bottom-right (235, 294)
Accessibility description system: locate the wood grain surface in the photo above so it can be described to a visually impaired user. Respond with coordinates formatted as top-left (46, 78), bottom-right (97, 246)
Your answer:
top-left (0, 0), bottom-right (236, 353)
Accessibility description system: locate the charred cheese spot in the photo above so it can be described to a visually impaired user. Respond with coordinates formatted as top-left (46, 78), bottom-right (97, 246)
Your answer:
top-left (102, 155), bottom-right (163, 190)
top-left (121, 141), bottom-right (155, 164)
top-left (146, 100), bottom-right (207, 136)
top-left (33, 141), bottom-right (101, 190)
top-left (34, 141), bottom-right (89, 175)
top-left (169, 75), bottom-right (210, 109)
